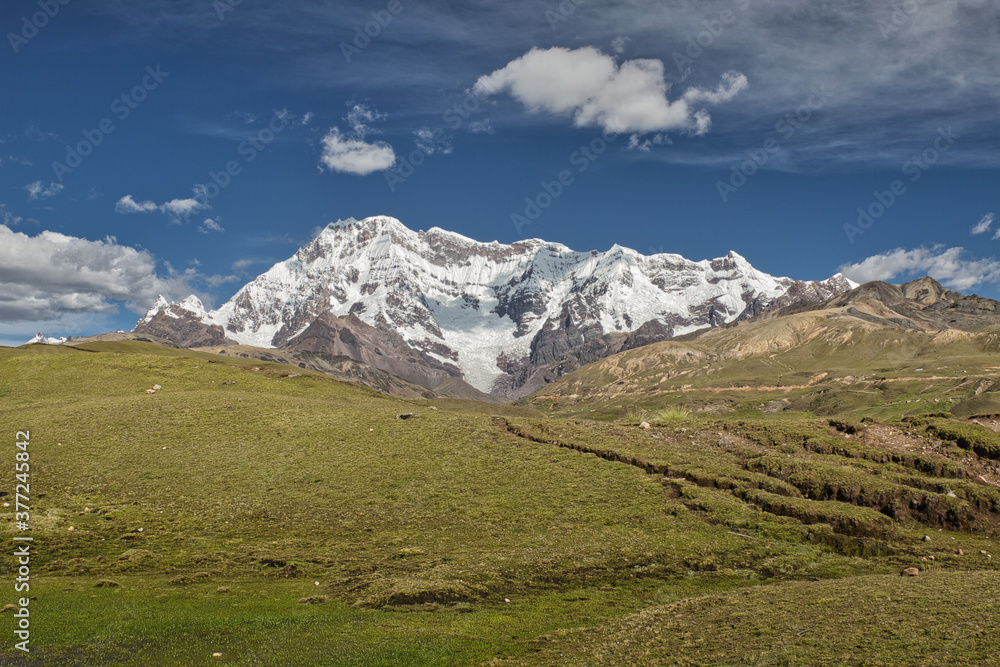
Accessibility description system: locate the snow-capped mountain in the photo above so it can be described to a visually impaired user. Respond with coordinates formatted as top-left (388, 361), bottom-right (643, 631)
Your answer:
top-left (135, 216), bottom-right (856, 396)
top-left (25, 333), bottom-right (67, 345)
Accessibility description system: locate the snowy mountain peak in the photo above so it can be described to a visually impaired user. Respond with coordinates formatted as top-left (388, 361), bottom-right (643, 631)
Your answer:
top-left (139, 295), bottom-right (172, 325)
top-left (137, 294), bottom-right (211, 328)
top-left (26, 332), bottom-right (67, 345)
top-left (135, 216), bottom-right (855, 396)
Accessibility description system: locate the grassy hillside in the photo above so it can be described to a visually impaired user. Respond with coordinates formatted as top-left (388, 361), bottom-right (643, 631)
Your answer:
top-left (1, 341), bottom-right (998, 665)
top-left (528, 308), bottom-right (1000, 421)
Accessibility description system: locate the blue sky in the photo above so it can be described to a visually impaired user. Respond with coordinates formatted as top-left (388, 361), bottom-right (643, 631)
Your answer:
top-left (2, 0), bottom-right (999, 345)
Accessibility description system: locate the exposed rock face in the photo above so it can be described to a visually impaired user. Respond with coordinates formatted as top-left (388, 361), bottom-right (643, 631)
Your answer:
top-left (135, 216), bottom-right (856, 397)
top-left (134, 296), bottom-right (232, 348)
top-left (282, 311), bottom-right (461, 389)
top-left (774, 276), bottom-right (1000, 332)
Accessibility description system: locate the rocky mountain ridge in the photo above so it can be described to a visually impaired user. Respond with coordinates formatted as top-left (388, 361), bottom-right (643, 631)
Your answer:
top-left (135, 215), bottom-right (856, 397)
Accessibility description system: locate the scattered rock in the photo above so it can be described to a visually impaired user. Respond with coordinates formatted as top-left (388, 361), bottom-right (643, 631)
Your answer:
top-left (958, 549), bottom-right (965, 556)
top-left (901, 567), bottom-right (920, 577)
top-left (639, 421), bottom-right (650, 429)
top-left (216, 587), bottom-right (231, 594)
top-left (145, 389), bottom-right (156, 394)
top-left (298, 595), bottom-right (328, 604)
top-left (922, 535), bottom-right (931, 542)
top-left (212, 653), bottom-right (223, 659)
top-left (67, 526), bottom-right (75, 532)
top-left (152, 384), bottom-right (162, 391)
top-left (981, 550), bottom-right (989, 555)
top-left (94, 579), bottom-right (120, 588)
top-left (223, 381), bottom-right (236, 385)
top-left (0, 604), bottom-right (19, 613)
top-left (395, 413), bottom-right (416, 420)
top-left (945, 490), bottom-right (957, 498)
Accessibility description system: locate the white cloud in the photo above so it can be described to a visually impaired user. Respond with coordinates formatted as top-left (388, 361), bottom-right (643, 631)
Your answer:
top-left (161, 198), bottom-right (207, 219)
top-left (611, 35), bottom-right (629, 55)
top-left (0, 224), bottom-right (227, 322)
top-left (115, 195), bottom-right (158, 214)
top-left (198, 218), bottom-right (225, 234)
top-left (1, 204), bottom-right (24, 227)
top-left (345, 104), bottom-right (384, 137)
top-left (319, 104), bottom-right (396, 176)
top-left (320, 129), bottom-right (395, 176)
top-left (971, 212), bottom-right (994, 235)
top-left (839, 246), bottom-right (1000, 291)
top-left (473, 46), bottom-right (748, 136)
top-left (414, 127), bottom-right (452, 156)
top-left (301, 112), bottom-right (314, 126)
top-left (25, 181), bottom-right (64, 200)
top-left (115, 191), bottom-right (209, 221)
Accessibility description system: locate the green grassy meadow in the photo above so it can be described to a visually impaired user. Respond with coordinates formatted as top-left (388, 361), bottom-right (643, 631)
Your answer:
top-left (1, 341), bottom-right (998, 665)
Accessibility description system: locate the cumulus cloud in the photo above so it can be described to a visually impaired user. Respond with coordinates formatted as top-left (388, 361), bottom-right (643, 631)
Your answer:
top-left (115, 195), bottom-right (158, 214)
top-left (971, 212), bottom-right (994, 235)
top-left (473, 46), bottom-right (747, 136)
top-left (115, 191), bottom-right (209, 221)
top-left (161, 198), bottom-right (206, 219)
top-left (839, 246), bottom-right (1000, 291)
top-left (319, 104), bottom-right (396, 176)
top-left (320, 130), bottom-right (396, 175)
top-left (198, 218), bottom-right (225, 234)
top-left (0, 224), bottom-right (227, 323)
top-left (25, 181), bottom-right (64, 200)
